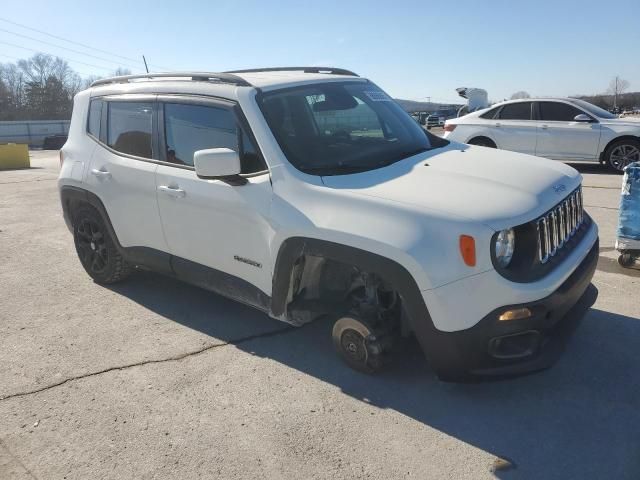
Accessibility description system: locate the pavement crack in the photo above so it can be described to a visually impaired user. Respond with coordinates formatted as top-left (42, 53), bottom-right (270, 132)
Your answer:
top-left (582, 185), bottom-right (620, 190)
top-left (584, 204), bottom-right (619, 210)
top-left (0, 326), bottom-right (293, 402)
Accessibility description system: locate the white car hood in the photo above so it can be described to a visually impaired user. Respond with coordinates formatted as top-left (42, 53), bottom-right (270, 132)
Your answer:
top-left (321, 144), bottom-right (582, 231)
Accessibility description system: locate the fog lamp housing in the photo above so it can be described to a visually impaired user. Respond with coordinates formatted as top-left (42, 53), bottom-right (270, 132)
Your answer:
top-left (498, 307), bottom-right (532, 321)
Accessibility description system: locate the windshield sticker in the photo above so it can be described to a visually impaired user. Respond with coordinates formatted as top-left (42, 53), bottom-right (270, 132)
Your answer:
top-left (365, 91), bottom-right (392, 102)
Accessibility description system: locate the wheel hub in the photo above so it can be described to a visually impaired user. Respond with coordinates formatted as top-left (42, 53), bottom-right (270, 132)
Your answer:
top-left (341, 329), bottom-right (367, 362)
top-left (611, 144), bottom-right (640, 170)
top-left (76, 219), bottom-right (108, 273)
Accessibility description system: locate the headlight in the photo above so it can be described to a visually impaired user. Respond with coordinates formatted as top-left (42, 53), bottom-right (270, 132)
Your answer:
top-left (494, 229), bottom-right (515, 267)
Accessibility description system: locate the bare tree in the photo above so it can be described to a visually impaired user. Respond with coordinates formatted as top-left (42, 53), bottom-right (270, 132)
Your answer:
top-left (0, 55), bottom-right (137, 120)
top-left (607, 76), bottom-right (630, 110)
top-left (82, 68), bottom-right (132, 90)
top-left (0, 63), bottom-right (25, 111)
top-left (17, 53), bottom-right (73, 86)
top-left (510, 91), bottom-right (531, 99)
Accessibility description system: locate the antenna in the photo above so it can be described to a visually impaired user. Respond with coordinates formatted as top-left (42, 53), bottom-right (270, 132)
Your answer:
top-left (142, 55), bottom-right (149, 73)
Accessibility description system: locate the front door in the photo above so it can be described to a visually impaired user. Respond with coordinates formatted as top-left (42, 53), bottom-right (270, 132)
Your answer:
top-left (154, 97), bottom-right (274, 296)
top-left (534, 101), bottom-right (601, 160)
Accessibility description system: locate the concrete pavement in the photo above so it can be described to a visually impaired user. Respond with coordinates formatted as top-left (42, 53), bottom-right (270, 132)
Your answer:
top-left (0, 150), bottom-right (639, 479)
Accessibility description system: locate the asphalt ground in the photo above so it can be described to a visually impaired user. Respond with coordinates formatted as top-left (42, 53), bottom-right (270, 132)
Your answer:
top-left (0, 149), bottom-right (638, 480)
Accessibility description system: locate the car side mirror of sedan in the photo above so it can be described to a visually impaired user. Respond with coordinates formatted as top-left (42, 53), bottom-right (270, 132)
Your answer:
top-left (573, 114), bottom-right (593, 122)
top-left (194, 148), bottom-right (247, 185)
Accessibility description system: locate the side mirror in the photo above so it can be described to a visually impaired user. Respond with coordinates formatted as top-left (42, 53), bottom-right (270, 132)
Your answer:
top-left (573, 113), bottom-right (593, 122)
top-left (193, 148), bottom-right (246, 185)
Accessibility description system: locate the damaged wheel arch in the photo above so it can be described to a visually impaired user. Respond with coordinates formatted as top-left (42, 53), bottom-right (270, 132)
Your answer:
top-left (270, 237), bottom-right (446, 367)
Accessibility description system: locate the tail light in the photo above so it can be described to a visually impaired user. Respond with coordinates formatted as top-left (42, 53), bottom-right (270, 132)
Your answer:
top-left (443, 123), bottom-right (457, 132)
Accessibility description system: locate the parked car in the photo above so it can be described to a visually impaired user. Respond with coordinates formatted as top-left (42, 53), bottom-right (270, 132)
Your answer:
top-left (443, 97), bottom-right (640, 172)
top-left (425, 114), bottom-right (440, 129)
top-left (58, 68), bottom-right (598, 380)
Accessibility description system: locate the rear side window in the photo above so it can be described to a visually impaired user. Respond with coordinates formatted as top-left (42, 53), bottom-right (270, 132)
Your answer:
top-left (163, 103), bottom-right (265, 173)
top-left (498, 102), bottom-right (532, 120)
top-left (480, 107), bottom-right (499, 119)
top-left (107, 102), bottom-right (153, 159)
top-left (87, 99), bottom-right (103, 138)
top-left (539, 102), bottom-right (584, 122)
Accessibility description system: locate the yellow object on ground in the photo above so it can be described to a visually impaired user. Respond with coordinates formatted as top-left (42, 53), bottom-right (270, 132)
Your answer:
top-left (0, 143), bottom-right (30, 170)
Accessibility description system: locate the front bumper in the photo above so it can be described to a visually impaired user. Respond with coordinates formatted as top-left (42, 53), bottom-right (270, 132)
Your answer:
top-left (426, 238), bottom-right (599, 381)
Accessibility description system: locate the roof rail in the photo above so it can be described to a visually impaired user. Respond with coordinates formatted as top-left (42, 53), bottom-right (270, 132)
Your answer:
top-left (90, 72), bottom-right (252, 88)
top-left (224, 66), bottom-right (359, 77)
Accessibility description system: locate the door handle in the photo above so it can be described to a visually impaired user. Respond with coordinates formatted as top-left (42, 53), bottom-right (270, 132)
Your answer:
top-left (541, 124), bottom-right (548, 129)
top-left (90, 168), bottom-right (111, 179)
top-left (494, 122), bottom-right (501, 127)
top-left (157, 185), bottom-right (186, 198)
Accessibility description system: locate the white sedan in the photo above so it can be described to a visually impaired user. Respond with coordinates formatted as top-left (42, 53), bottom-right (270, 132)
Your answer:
top-left (443, 98), bottom-right (640, 172)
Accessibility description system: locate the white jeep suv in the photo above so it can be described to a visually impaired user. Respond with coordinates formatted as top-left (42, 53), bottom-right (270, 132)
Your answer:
top-left (444, 97), bottom-right (640, 172)
top-left (58, 68), bottom-right (599, 380)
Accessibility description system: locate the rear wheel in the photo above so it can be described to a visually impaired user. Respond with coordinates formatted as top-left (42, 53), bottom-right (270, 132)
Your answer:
top-left (73, 206), bottom-right (131, 284)
top-left (605, 139), bottom-right (640, 172)
top-left (332, 316), bottom-right (384, 373)
top-left (468, 137), bottom-right (496, 148)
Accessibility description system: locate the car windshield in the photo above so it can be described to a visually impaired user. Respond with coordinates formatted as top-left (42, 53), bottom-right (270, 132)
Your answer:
top-left (259, 81), bottom-right (444, 175)
top-left (571, 99), bottom-right (617, 119)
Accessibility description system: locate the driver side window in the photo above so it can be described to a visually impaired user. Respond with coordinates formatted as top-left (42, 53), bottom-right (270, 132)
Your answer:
top-left (538, 102), bottom-right (584, 122)
top-left (162, 102), bottom-right (266, 174)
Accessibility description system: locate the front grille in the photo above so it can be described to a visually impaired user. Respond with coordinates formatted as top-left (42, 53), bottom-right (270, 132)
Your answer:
top-left (536, 187), bottom-right (584, 264)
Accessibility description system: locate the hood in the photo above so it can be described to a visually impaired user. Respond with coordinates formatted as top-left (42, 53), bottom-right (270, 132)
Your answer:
top-left (321, 144), bottom-right (581, 231)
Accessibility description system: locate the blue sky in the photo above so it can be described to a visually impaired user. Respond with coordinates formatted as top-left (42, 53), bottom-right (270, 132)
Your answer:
top-left (2, 0), bottom-right (639, 103)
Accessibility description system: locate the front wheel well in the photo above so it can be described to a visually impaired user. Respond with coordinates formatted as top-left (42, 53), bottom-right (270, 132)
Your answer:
top-left (279, 253), bottom-right (408, 333)
top-left (270, 238), bottom-right (430, 330)
top-left (599, 135), bottom-right (640, 163)
top-left (270, 238), bottom-right (459, 376)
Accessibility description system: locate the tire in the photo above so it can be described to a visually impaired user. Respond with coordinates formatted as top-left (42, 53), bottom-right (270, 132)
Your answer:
top-left (618, 253), bottom-right (635, 268)
top-left (72, 205), bottom-right (131, 284)
top-left (468, 137), bottom-right (496, 148)
top-left (604, 138), bottom-right (640, 173)
top-left (332, 315), bottom-right (383, 373)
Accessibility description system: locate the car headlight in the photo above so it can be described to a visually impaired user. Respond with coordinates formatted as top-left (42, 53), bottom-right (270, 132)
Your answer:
top-left (494, 229), bottom-right (515, 268)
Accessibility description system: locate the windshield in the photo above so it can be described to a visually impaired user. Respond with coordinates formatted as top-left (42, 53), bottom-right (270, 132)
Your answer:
top-left (259, 81), bottom-right (444, 175)
top-left (571, 99), bottom-right (617, 119)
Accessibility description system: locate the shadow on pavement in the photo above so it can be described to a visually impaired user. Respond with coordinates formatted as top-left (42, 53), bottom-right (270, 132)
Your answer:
top-left (566, 162), bottom-right (608, 174)
top-left (598, 255), bottom-right (640, 276)
top-left (107, 272), bottom-right (640, 480)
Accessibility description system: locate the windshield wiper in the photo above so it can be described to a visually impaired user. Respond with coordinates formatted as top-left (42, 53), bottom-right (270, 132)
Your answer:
top-left (301, 164), bottom-right (374, 176)
top-left (299, 147), bottom-right (433, 176)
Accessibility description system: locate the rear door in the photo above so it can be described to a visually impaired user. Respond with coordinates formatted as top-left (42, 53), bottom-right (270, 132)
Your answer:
top-left (154, 96), bottom-right (274, 295)
top-left (85, 96), bottom-right (168, 253)
top-left (534, 101), bottom-right (601, 160)
top-left (490, 102), bottom-right (537, 155)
